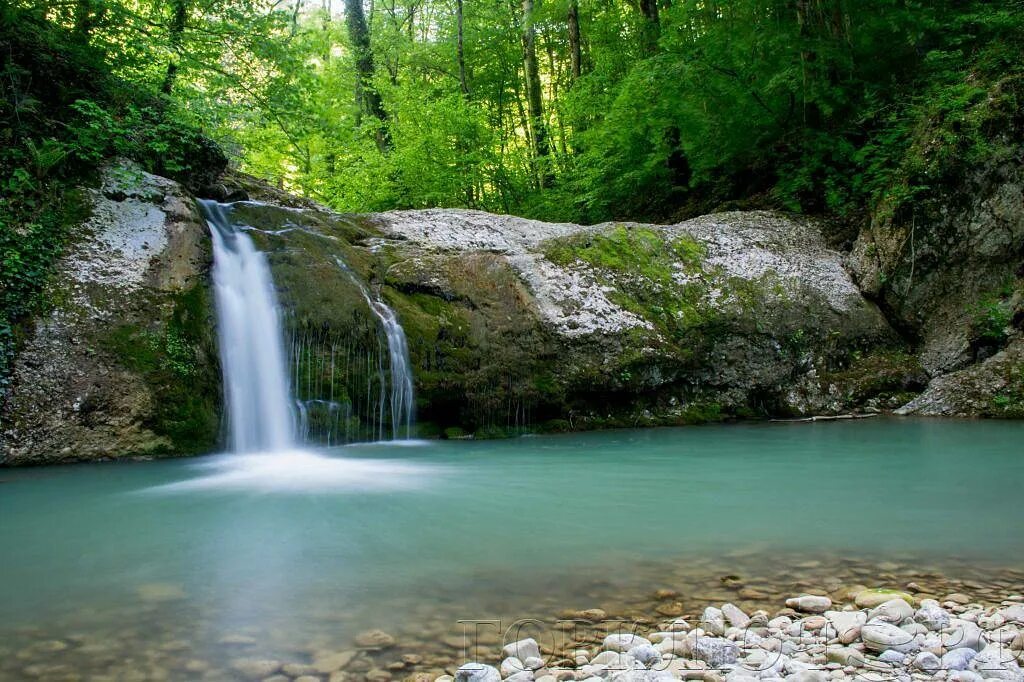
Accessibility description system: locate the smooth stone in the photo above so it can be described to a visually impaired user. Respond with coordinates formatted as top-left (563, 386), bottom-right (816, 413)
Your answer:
top-left (283, 664), bottom-right (319, 676)
top-left (523, 658), bottom-right (544, 672)
top-left (455, 664), bottom-right (502, 682)
top-left (501, 658), bottom-right (526, 677)
top-left (948, 672), bottom-right (984, 682)
top-left (785, 596), bottom-right (832, 614)
top-left (505, 673), bottom-right (534, 682)
top-left (692, 637), bottom-right (739, 668)
top-left (603, 635), bottom-right (652, 653)
top-left (942, 648), bottom-right (978, 671)
top-left (626, 645), bottom-right (661, 667)
top-left (854, 590), bottom-right (913, 610)
top-left (825, 647), bottom-right (864, 667)
top-left (356, 630), bottom-right (397, 649)
top-left (504, 640), bottom-right (542, 662)
top-left (315, 651), bottom-right (359, 674)
top-left (230, 659), bottom-right (282, 679)
top-left (825, 611), bottom-right (866, 645)
top-left (969, 644), bottom-right (1024, 680)
top-left (942, 622), bottom-right (985, 651)
top-left (912, 651), bottom-right (941, 672)
top-left (868, 599), bottom-right (914, 624)
top-left (999, 605), bottom-right (1024, 624)
top-left (945, 594), bottom-right (972, 605)
top-left (876, 650), bottom-right (905, 664)
top-left (861, 621), bottom-right (917, 653)
top-left (367, 670), bottom-right (393, 682)
top-left (721, 604), bottom-right (751, 629)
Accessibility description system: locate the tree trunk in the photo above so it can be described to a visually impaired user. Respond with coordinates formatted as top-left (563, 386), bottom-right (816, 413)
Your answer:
top-left (567, 0), bottom-right (582, 82)
top-left (161, 0), bottom-right (189, 96)
top-left (639, 0), bottom-right (659, 56)
top-left (345, 0), bottom-right (391, 150)
top-left (521, 0), bottom-right (550, 187)
top-left (456, 0), bottom-right (470, 97)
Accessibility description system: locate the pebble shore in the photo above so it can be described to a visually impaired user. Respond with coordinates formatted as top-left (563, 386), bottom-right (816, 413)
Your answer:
top-left (5, 558), bottom-right (1024, 681)
top-left (444, 589), bottom-right (1024, 682)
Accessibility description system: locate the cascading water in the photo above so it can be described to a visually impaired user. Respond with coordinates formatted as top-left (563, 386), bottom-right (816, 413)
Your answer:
top-left (200, 200), bottom-right (295, 452)
top-left (334, 258), bottom-right (415, 440)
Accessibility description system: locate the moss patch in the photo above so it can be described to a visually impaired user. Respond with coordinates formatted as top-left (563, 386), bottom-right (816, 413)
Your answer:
top-left (100, 282), bottom-right (220, 454)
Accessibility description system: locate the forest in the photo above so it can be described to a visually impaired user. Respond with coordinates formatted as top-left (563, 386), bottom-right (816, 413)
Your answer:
top-left (1, 0), bottom-right (1023, 383)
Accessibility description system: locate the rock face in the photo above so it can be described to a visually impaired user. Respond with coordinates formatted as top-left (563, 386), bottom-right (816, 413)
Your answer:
top-left (0, 162), bottom-right (221, 465)
top-left (363, 209), bottom-right (898, 432)
top-left (847, 155), bottom-right (1024, 415)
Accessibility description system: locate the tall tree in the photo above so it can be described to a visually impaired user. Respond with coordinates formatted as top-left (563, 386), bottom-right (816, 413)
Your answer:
top-left (567, 0), bottom-right (582, 82)
top-left (456, 0), bottom-right (470, 97)
top-left (161, 0), bottom-right (189, 96)
top-left (346, 0), bottom-right (391, 150)
top-left (638, 0), bottom-right (659, 55)
top-left (521, 0), bottom-right (550, 186)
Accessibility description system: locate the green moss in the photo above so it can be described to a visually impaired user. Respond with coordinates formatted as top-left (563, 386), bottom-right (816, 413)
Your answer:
top-left (544, 226), bottom-right (704, 287)
top-left (99, 283), bottom-right (220, 455)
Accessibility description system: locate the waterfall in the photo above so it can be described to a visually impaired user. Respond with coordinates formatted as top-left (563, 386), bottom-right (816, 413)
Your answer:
top-left (201, 200), bottom-right (295, 453)
top-left (334, 258), bottom-right (415, 440)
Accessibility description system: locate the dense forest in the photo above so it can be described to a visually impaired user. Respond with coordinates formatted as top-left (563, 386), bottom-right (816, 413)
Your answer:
top-left (1, 0), bottom-right (1023, 385)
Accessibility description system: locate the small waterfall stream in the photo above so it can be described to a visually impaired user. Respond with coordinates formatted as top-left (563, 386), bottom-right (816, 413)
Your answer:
top-left (333, 258), bottom-right (415, 440)
top-left (201, 200), bottom-right (295, 452)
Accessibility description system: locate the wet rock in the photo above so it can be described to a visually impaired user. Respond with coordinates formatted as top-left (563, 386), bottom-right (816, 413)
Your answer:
top-left (854, 589), bottom-right (913, 610)
top-left (357, 630), bottom-right (397, 649)
top-left (785, 596), bottom-right (832, 613)
top-left (230, 658), bottom-right (282, 679)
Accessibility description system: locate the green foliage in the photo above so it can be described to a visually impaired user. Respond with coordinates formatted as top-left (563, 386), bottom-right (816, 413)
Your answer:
top-left (0, 3), bottom-right (225, 398)
top-left (971, 287), bottom-right (1016, 345)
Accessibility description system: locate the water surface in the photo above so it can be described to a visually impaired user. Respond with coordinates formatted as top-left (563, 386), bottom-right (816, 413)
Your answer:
top-left (1, 419), bottom-right (1022, 676)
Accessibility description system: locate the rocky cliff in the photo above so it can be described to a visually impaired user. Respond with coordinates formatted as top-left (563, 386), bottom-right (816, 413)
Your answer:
top-left (4, 155), bottom-right (1022, 464)
top-left (0, 163), bottom-right (220, 465)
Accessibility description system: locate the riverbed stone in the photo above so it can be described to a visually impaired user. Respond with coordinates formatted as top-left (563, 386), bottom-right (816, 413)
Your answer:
top-left (691, 637), bottom-right (739, 668)
top-left (786, 596), bottom-right (832, 613)
top-left (230, 658), bottom-right (282, 679)
top-left (504, 640), bottom-right (542, 662)
top-left (969, 644), bottom-right (1024, 680)
top-left (356, 630), bottom-right (397, 649)
top-left (825, 611), bottom-right (866, 644)
top-left (721, 604), bottom-right (750, 629)
top-left (854, 590), bottom-right (913, 610)
top-left (861, 621), bottom-right (917, 653)
top-left (456, 663), bottom-right (502, 682)
top-left (868, 598), bottom-right (914, 624)
top-left (603, 635), bottom-right (652, 654)
top-left (942, 648), bottom-right (979, 671)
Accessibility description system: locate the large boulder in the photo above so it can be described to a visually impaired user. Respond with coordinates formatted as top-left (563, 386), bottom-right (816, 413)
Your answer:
top-left (357, 209), bottom-right (898, 432)
top-left (0, 161), bottom-right (221, 465)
